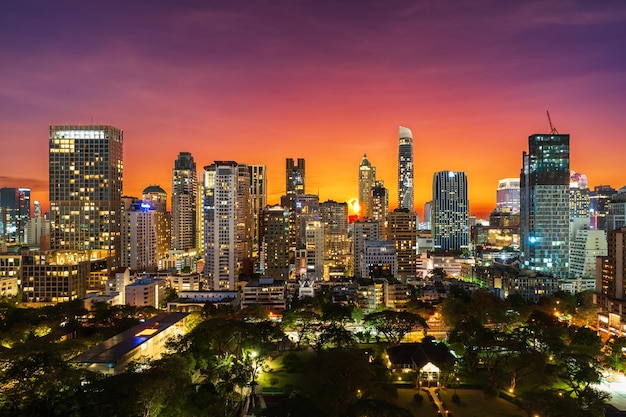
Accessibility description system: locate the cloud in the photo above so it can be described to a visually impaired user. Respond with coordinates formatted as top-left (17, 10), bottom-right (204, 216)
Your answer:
top-left (0, 176), bottom-right (47, 191)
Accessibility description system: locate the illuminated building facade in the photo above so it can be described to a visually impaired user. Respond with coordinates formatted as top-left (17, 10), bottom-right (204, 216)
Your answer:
top-left (353, 219), bottom-right (380, 278)
top-left (319, 200), bottom-right (351, 272)
top-left (120, 197), bottom-right (166, 271)
top-left (0, 187), bottom-right (30, 244)
top-left (371, 184), bottom-right (389, 239)
top-left (432, 171), bottom-right (469, 252)
top-left (248, 165), bottom-right (267, 261)
top-left (358, 154), bottom-right (376, 218)
top-left (304, 220), bottom-right (324, 280)
top-left (596, 227), bottom-right (626, 336)
top-left (388, 208), bottom-right (418, 279)
top-left (361, 240), bottom-right (396, 279)
top-left (142, 185), bottom-right (171, 262)
top-left (0, 254), bottom-right (20, 297)
top-left (398, 126), bottom-right (414, 210)
top-left (496, 178), bottom-right (520, 212)
top-left (286, 158), bottom-right (305, 196)
top-left (590, 185), bottom-right (616, 231)
top-left (49, 125), bottom-right (123, 280)
top-left (203, 161), bottom-right (250, 290)
top-left (260, 205), bottom-right (291, 280)
top-left (171, 152), bottom-right (197, 251)
top-left (520, 133), bottom-right (570, 279)
top-left (21, 250), bottom-right (90, 303)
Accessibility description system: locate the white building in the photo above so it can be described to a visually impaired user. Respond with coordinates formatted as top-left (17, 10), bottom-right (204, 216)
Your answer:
top-left (203, 161), bottom-right (250, 291)
top-left (569, 228), bottom-right (607, 280)
top-left (305, 221), bottom-right (324, 280)
top-left (360, 240), bottom-right (397, 279)
top-left (125, 276), bottom-right (166, 308)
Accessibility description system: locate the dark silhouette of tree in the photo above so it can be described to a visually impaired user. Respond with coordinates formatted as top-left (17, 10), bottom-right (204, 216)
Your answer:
top-left (363, 310), bottom-right (428, 344)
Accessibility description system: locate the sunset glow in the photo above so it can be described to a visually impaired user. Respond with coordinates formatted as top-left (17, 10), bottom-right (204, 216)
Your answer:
top-left (1, 2), bottom-right (625, 219)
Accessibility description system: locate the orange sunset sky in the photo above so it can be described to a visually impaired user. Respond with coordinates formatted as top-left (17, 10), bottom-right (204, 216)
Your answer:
top-left (1, 1), bottom-right (625, 219)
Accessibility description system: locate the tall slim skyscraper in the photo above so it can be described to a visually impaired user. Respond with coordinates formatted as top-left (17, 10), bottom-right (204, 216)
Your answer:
top-left (432, 171), bottom-right (469, 252)
top-left (398, 126), bottom-right (414, 211)
top-left (249, 165), bottom-right (267, 260)
top-left (49, 125), bottom-right (123, 269)
top-left (286, 158), bottom-right (305, 196)
top-left (203, 161), bottom-right (250, 290)
top-left (520, 133), bottom-right (570, 278)
top-left (358, 154), bottom-right (376, 219)
top-left (171, 152), bottom-right (197, 251)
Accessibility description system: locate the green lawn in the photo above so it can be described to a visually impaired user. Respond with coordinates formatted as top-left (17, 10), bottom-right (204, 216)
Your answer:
top-left (438, 388), bottom-right (526, 417)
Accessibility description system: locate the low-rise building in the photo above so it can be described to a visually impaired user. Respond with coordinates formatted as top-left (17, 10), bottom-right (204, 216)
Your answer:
top-left (241, 277), bottom-right (286, 313)
top-left (69, 312), bottom-right (188, 375)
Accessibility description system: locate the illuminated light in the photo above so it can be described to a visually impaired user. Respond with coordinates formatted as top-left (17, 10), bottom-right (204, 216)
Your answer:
top-left (135, 328), bottom-right (158, 337)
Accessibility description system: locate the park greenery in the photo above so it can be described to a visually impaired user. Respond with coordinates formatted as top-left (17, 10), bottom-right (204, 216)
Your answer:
top-left (0, 285), bottom-right (619, 417)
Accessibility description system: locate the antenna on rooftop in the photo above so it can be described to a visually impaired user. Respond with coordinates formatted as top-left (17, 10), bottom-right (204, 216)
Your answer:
top-left (546, 111), bottom-right (558, 134)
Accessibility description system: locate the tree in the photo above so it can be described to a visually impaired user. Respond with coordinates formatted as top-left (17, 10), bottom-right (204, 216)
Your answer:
top-left (363, 310), bottom-right (428, 344)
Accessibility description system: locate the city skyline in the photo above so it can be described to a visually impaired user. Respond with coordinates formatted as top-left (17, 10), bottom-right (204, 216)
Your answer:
top-left (1, 1), bottom-right (626, 218)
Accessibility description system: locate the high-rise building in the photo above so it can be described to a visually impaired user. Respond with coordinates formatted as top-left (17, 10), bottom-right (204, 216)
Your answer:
top-left (249, 165), bottom-right (267, 260)
top-left (361, 240), bottom-right (397, 279)
top-left (171, 152), bottom-right (197, 251)
top-left (143, 185), bottom-right (171, 262)
top-left (596, 227), bottom-right (626, 335)
top-left (520, 133), bottom-right (570, 279)
top-left (121, 197), bottom-right (158, 271)
top-left (319, 200), bottom-right (351, 272)
top-left (388, 208), bottom-right (418, 279)
top-left (0, 187), bottom-right (31, 244)
top-left (203, 161), bottom-right (250, 290)
top-left (607, 188), bottom-right (626, 232)
top-left (260, 205), bottom-right (291, 281)
top-left (49, 125), bottom-right (123, 279)
top-left (304, 220), bottom-right (324, 280)
top-left (496, 178), bottom-right (520, 212)
top-left (371, 183), bottom-right (389, 238)
top-left (570, 171), bottom-right (590, 220)
top-left (398, 126), bottom-right (414, 211)
top-left (358, 154), bottom-right (376, 219)
top-left (569, 229), bottom-right (606, 280)
top-left (432, 171), bottom-right (469, 252)
top-left (590, 185), bottom-right (616, 231)
top-left (353, 219), bottom-right (380, 278)
top-left (286, 158), bottom-right (305, 196)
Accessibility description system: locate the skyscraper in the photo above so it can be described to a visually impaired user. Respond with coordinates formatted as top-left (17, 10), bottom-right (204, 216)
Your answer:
top-left (249, 165), bottom-right (267, 260)
top-left (398, 126), bottom-right (414, 211)
top-left (0, 187), bottom-right (30, 244)
top-left (590, 185), bottom-right (616, 231)
top-left (371, 184), bottom-right (389, 239)
top-left (388, 208), bottom-right (418, 279)
top-left (260, 205), bottom-right (291, 280)
top-left (49, 125), bottom-right (123, 269)
top-left (286, 158), bottom-right (305, 196)
top-left (203, 161), bottom-right (250, 290)
top-left (319, 200), bottom-right (350, 271)
top-left (496, 178), bottom-right (520, 212)
top-left (171, 152), bottom-right (197, 251)
top-left (520, 133), bottom-right (570, 278)
top-left (358, 154), bottom-right (376, 219)
top-left (432, 171), bottom-right (469, 252)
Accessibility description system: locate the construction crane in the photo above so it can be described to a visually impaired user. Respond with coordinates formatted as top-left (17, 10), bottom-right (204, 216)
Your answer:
top-left (546, 111), bottom-right (559, 134)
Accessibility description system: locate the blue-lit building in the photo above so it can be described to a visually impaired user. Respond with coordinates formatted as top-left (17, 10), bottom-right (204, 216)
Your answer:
top-left (432, 171), bottom-right (469, 252)
top-left (520, 133), bottom-right (570, 279)
top-left (0, 187), bottom-right (30, 244)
